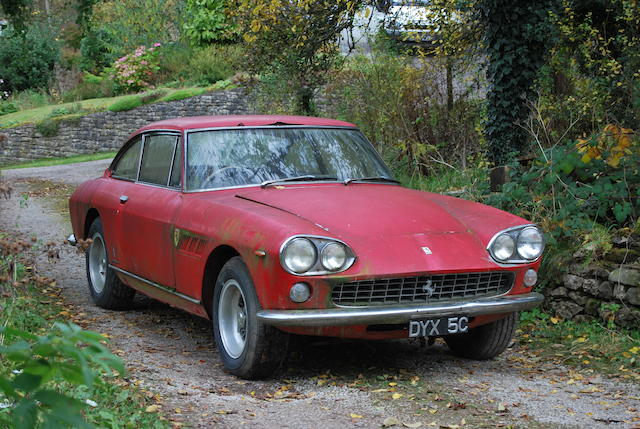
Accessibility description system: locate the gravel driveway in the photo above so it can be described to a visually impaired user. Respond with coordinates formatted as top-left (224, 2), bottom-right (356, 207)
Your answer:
top-left (1, 160), bottom-right (638, 429)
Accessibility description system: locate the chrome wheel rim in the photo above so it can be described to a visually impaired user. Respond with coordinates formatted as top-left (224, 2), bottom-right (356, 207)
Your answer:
top-left (218, 279), bottom-right (247, 359)
top-left (89, 233), bottom-right (107, 294)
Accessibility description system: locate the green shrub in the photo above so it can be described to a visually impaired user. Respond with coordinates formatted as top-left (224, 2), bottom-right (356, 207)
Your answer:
top-left (79, 29), bottom-right (118, 73)
top-left (50, 103), bottom-right (83, 118)
top-left (62, 74), bottom-right (115, 102)
top-left (91, 0), bottom-right (183, 53)
top-left (323, 53), bottom-right (484, 174)
top-left (183, 0), bottom-right (238, 46)
top-left (34, 119), bottom-right (60, 137)
top-left (0, 323), bottom-right (124, 429)
top-left (0, 24), bottom-right (60, 93)
top-left (486, 126), bottom-right (639, 241)
top-left (156, 43), bottom-right (193, 84)
top-left (108, 96), bottom-right (143, 112)
top-left (159, 88), bottom-right (207, 102)
top-left (185, 44), bottom-right (243, 85)
top-left (7, 89), bottom-right (53, 111)
top-left (0, 101), bottom-right (17, 116)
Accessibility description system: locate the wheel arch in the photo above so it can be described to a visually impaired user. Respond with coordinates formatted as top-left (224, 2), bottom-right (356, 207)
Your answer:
top-left (84, 208), bottom-right (100, 240)
top-left (202, 245), bottom-right (240, 318)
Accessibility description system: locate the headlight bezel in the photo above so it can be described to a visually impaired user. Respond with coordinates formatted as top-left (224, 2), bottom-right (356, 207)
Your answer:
top-left (280, 235), bottom-right (356, 276)
top-left (487, 224), bottom-right (545, 264)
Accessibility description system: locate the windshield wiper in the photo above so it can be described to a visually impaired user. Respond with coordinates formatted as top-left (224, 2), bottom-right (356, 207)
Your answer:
top-left (343, 176), bottom-right (400, 185)
top-left (261, 175), bottom-right (338, 188)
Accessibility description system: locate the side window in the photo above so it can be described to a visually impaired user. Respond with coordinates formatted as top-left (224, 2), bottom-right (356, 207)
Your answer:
top-left (112, 137), bottom-right (142, 180)
top-left (169, 140), bottom-right (182, 188)
top-left (139, 134), bottom-right (178, 186)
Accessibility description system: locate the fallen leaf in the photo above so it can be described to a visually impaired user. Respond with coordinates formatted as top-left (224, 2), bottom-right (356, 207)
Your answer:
top-left (403, 422), bottom-right (422, 428)
top-left (392, 393), bottom-right (403, 400)
top-left (350, 413), bottom-right (363, 419)
top-left (145, 405), bottom-right (159, 413)
top-left (383, 417), bottom-right (401, 427)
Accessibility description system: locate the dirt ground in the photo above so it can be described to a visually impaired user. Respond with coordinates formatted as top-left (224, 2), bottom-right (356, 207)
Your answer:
top-left (1, 160), bottom-right (639, 429)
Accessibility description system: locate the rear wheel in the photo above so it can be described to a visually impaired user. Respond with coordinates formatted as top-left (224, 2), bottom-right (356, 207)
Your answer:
top-left (444, 313), bottom-right (518, 360)
top-left (212, 257), bottom-right (288, 379)
top-left (86, 218), bottom-right (135, 309)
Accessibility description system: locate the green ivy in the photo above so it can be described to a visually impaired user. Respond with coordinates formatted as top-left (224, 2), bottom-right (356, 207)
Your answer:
top-left (476, 0), bottom-right (558, 165)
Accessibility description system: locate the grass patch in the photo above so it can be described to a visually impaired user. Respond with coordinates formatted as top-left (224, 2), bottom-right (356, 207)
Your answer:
top-left (0, 151), bottom-right (116, 170)
top-left (108, 95), bottom-right (143, 112)
top-left (158, 87), bottom-right (207, 102)
top-left (519, 309), bottom-right (640, 381)
top-left (0, 86), bottom-right (214, 129)
top-left (0, 233), bottom-right (173, 428)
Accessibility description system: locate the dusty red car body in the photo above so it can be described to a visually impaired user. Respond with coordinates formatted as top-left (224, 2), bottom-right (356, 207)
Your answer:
top-left (69, 115), bottom-right (542, 340)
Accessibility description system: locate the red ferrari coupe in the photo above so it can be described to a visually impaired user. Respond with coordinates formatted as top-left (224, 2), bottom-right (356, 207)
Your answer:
top-left (68, 115), bottom-right (544, 378)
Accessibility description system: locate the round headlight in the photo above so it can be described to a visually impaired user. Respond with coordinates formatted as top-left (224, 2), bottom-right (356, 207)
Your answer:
top-left (320, 242), bottom-right (347, 271)
top-left (492, 233), bottom-right (515, 261)
top-left (282, 238), bottom-right (317, 273)
top-left (517, 227), bottom-right (544, 260)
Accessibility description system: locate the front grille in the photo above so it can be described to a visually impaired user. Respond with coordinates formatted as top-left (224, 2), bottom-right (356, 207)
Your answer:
top-left (332, 272), bottom-right (515, 306)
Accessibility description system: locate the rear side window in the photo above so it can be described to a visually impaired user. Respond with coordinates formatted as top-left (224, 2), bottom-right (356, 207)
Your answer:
top-left (139, 134), bottom-right (179, 186)
top-left (112, 137), bottom-right (142, 180)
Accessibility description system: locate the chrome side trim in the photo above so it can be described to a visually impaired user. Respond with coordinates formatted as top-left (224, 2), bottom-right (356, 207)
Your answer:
top-left (256, 292), bottom-right (543, 327)
top-left (109, 265), bottom-right (201, 305)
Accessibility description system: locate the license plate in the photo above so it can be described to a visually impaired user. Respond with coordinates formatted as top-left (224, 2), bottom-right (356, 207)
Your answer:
top-left (408, 316), bottom-right (469, 337)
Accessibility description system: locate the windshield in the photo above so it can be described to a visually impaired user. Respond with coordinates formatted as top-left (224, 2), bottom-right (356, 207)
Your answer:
top-left (185, 127), bottom-right (393, 191)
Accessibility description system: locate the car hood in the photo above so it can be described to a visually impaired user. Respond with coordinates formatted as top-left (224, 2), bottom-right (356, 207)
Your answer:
top-left (233, 183), bottom-right (529, 273)
top-left (236, 184), bottom-right (471, 238)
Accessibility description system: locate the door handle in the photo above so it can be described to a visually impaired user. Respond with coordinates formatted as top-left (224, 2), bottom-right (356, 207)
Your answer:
top-left (119, 195), bottom-right (129, 204)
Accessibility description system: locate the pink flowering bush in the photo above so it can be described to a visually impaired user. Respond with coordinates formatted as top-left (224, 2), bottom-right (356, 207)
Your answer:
top-left (111, 43), bottom-right (161, 93)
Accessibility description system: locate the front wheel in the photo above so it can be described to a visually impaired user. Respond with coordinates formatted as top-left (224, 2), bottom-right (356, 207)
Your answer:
top-left (212, 257), bottom-right (288, 379)
top-left (444, 312), bottom-right (518, 360)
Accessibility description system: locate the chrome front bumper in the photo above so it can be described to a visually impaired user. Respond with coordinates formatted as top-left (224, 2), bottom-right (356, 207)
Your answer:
top-left (256, 292), bottom-right (543, 327)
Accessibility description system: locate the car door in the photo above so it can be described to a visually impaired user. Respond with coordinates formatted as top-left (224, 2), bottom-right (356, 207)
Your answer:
top-left (118, 132), bottom-right (183, 288)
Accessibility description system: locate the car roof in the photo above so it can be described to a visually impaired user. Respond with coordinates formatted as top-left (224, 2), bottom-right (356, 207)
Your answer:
top-left (134, 115), bottom-right (357, 134)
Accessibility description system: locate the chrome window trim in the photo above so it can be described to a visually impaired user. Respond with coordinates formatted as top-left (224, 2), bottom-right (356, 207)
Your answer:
top-left (167, 135), bottom-right (179, 188)
top-left (279, 234), bottom-right (357, 276)
top-left (486, 224), bottom-right (544, 265)
top-left (110, 130), bottom-right (181, 184)
top-left (183, 125), bottom-right (394, 193)
top-left (185, 124), bottom-right (358, 133)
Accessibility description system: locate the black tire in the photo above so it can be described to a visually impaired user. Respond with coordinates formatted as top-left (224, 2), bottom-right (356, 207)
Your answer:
top-left (212, 257), bottom-right (288, 379)
top-left (85, 218), bottom-right (135, 309)
top-left (444, 312), bottom-right (518, 360)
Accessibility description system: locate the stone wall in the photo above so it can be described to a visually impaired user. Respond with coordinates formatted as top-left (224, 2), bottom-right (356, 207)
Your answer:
top-left (0, 88), bottom-right (253, 165)
top-left (547, 235), bottom-right (640, 329)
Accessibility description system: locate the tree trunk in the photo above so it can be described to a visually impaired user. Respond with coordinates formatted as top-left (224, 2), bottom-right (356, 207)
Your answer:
top-left (446, 58), bottom-right (453, 111)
